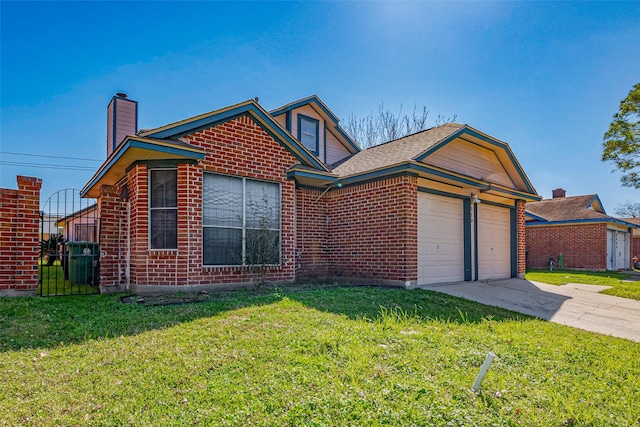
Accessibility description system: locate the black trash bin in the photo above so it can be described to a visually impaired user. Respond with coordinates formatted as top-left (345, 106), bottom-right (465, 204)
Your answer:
top-left (66, 242), bottom-right (99, 286)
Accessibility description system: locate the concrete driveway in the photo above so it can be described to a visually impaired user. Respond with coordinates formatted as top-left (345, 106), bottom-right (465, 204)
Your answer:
top-left (419, 278), bottom-right (640, 342)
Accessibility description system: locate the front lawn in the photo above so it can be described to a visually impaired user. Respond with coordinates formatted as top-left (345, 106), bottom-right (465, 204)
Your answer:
top-left (38, 261), bottom-right (99, 296)
top-left (525, 269), bottom-right (640, 300)
top-left (1, 287), bottom-right (638, 426)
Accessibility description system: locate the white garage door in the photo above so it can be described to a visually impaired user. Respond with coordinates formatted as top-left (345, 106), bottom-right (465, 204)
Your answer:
top-left (477, 204), bottom-right (511, 280)
top-left (616, 232), bottom-right (629, 270)
top-left (417, 193), bottom-right (464, 285)
top-left (608, 230), bottom-right (630, 270)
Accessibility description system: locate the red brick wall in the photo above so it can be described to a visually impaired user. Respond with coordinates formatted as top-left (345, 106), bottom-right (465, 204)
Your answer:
top-left (0, 176), bottom-right (42, 295)
top-left (325, 175), bottom-right (418, 284)
top-left (517, 200), bottom-right (526, 276)
top-left (525, 223), bottom-right (608, 270)
top-left (632, 236), bottom-right (640, 263)
top-left (100, 114), bottom-right (300, 292)
top-left (296, 187), bottom-right (329, 279)
top-left (127, 164), bottom-right (148, 288)
top-left (97, 184), bottom-right (126, 291)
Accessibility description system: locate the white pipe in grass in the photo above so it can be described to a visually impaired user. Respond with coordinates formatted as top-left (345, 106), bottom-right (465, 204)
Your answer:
top-left (472, 352), bottom-right (495, 392)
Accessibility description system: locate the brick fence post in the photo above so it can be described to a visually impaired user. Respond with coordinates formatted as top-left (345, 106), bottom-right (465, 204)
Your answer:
top-left (0, 176), bottom-right (42, 296)
top-left (15, 176), bottom-right (42, 292)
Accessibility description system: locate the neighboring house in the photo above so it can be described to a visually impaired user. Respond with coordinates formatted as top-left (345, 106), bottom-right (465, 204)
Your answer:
top-left (621, 218), bottom-right (640, 263)
top-left (525, 188), bottom-right (639, 270)
top-left (39, 214), bottom-right (62, 240)
top-left (81, 93), bottom-right (540, 294)
top-left (56, 204), bottom-right (99, 243)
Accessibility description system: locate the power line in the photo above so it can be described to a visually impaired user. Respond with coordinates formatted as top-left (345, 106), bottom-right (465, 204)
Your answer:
top-left (0, 151), bottom-right (103, 162)
top-left (0, 161), bottom-right (96, 171)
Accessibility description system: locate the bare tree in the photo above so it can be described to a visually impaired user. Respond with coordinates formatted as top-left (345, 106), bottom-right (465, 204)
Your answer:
top-left (243, 188), bottom-right (281, 289)
top-left (614, 201), bottom-right (640, 218)
top-left (345, 102), bottom-right (456, 149)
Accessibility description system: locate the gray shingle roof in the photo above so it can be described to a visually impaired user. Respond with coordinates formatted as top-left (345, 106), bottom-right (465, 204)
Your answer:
top-left (331, 123), bottom-right (464, 177)
top-left (525, 195), bottom-right (609, 221)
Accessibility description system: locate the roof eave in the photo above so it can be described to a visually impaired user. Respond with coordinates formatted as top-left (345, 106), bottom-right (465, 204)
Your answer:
top-left (525, 218), bottom-right (640, 228)
top-left (336, 161), bottom-right (541, 201)
top-left (81, 137), bottom-right (206, 198)
top-left (286, 166), bottom-right (338, 188)
top-left (415, 125), bottom-right (538, 196)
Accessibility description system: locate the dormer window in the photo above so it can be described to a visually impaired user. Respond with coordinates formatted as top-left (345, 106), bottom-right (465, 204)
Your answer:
top-left (298, 114), bottom-right (319, 155)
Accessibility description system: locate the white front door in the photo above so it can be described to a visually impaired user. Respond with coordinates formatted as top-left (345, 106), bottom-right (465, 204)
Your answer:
top-left (417, 193), bottom-right (465, 285)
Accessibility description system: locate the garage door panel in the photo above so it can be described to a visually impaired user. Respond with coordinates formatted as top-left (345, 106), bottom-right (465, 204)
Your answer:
top-left (418, 193), bottom-right (464, 285)
top-left (477, 204), bottom-right (511, 280)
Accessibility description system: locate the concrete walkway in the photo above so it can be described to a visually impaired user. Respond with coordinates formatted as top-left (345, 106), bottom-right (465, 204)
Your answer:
top-left (419, 278), bottom-right (640, 342)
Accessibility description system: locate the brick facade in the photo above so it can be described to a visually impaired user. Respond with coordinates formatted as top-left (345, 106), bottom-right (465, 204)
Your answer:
top-left (633, 236), bottom-right (640, 264)
top-left (97, 184), bottom-right (126, 292)
top-left (0, 176), bottom-right (42, 295)
top-left (98, 115), bottom-right (299, 293)
top-left (296, 187), bottom-right (329, 279)
top-left (326, 176), bottom-right (418, 285)
top-left (93, 113), bottom-right (532, 293)
top-left (525, 223), bottom-right (608, 270)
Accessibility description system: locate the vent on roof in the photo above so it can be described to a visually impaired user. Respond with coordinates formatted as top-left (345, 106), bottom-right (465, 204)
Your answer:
top-left (552, 188), bottom-right (566, 198)
top-left (107, 93), bottom-right (138, 157)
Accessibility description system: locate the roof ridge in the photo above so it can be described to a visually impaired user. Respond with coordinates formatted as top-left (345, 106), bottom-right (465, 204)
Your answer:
top-left (360, 122), bottom-right (464, 151)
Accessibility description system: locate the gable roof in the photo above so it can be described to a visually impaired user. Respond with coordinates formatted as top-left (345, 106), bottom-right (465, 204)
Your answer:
top-left (331, 123), bottom-right (539, 200)
top-left (525, 195), bottom-right (640, 228)
top-left (332, 123), bottom-right (463, 177)
top-left (82, 99), bottom-right (335, 197)
top-left (525, 195), bottom-right (608, 221)
top-left (269, 95), bottom-right (360, 154)
top-left (140, 99), bottom-right (329, 172)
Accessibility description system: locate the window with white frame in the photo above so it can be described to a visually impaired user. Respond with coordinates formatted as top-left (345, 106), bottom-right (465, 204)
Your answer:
top-left (203, 173), bottom-right (280, 266)
top-left (149, 169), bottom-right (177, 249)
top-left (298, 115), bottom-right (319, 155)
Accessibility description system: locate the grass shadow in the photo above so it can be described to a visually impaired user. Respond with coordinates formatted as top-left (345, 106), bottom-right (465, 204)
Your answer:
top-left (1, 284), bottom-right (534, 353)
top-left (285, 285), bottom-right (533, 323)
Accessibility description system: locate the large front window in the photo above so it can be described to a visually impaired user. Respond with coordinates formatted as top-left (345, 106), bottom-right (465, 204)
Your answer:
top-left (150, 169), bottom-right (177, 249)
top-left (203, 173), bottom-right (280, 266)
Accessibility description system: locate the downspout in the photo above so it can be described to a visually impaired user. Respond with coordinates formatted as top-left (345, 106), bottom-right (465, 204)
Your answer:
top-left (474, 202), bottom-right (479, 281)
top-left (126, 200), bottom-right (130, 291)
top-left (186, 167), bottom-right (190, 287)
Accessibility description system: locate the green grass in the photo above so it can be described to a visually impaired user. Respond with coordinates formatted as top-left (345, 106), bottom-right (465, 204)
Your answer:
top-left (38, 261), bottom-right (98, 296)
top-left (525, 269), bottom-right (640, 301)
top-left (1, 287), bottom-right (639, 426)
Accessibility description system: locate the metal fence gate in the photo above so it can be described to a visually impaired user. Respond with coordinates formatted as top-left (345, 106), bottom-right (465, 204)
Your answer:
top-left (39, 189), bottom-right (100, 296)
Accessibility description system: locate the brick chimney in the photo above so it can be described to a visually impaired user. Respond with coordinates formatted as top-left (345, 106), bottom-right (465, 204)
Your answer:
top-left (552, 188), bottom-right (566, 198)
top-left (107, 93), bottom-right (138, 157)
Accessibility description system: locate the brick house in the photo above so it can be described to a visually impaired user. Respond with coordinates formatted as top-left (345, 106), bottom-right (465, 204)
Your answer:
top-left (525, 188), bottom-right (639, 270)
top-left (621, 218), bottom-right (640, 265)
top-left (81, 93), bottom-right (540, 294)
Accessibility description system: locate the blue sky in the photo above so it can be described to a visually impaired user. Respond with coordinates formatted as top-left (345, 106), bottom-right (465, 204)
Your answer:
top-left (1, 1), bottom-right (639, 212)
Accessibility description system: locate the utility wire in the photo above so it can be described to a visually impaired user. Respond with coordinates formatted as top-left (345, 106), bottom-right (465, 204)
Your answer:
top-left (0, 151), bottom-right (103, 162)
top-left (0, 161), bottom-right (96, 171)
